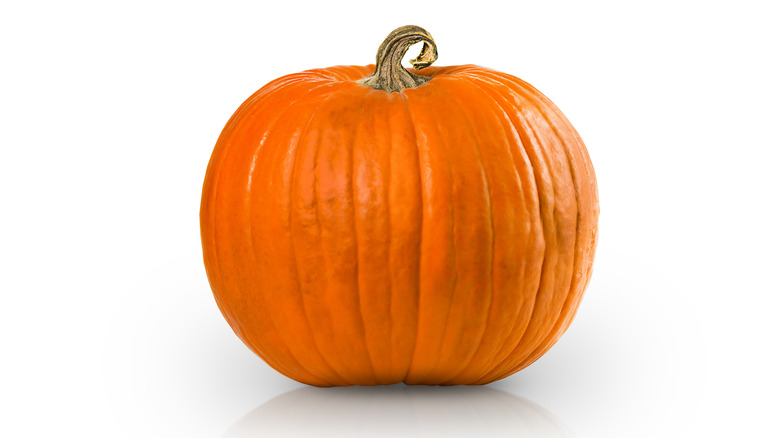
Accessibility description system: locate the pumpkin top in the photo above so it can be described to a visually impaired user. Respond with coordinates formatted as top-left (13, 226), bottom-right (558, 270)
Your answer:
top-left (358, 25), bottom-right (439, 93)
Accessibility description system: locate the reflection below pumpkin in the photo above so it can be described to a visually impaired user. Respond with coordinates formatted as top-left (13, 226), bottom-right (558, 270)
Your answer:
top-left (223, 386), bottom-right (572, 438)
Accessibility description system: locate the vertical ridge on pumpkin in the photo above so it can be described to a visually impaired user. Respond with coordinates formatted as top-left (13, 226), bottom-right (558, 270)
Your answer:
top-left (203, 81), bottom-right (268, 346)
top-left (357, 90), bottom-right (422, 383)
top-left (490, 76), bottom-right (584, 377)
top-left (313, 86), bottom-right (379, 385)
top-left (290, 84), bottom-right (362, 384)
top-left (448, 74), bottom-right (545, 383)
top-left (421, 78), bottom-right (496, 384)
top-left (349, 89), bottom-right (382, 384)
top-left (476, 71), bottom-right (592, 382)
top-left (306, 106), bottom-right (353, 381)
top-left (468, 74), bottom-right (571, 384)
top-left (245, 95), bottom-right (314, 383)
top-left (381, 95), bottom-right (396, 382)
top-left (418, 82), bottom-right (462, 383)
top-left (500, 95), bottom-right (578, 376)
top-left (208, 79), bottom-right (337, 385)
top-left (287, 85), bottom-right (359, 386)
top-left (438, 75), bottom-right (535, 384)
top-left (352, 90), bottom-right (393, 382)
top-left (431, 119), bottom-right (460, 383)
top-left (529, 79), bottom-right (598, 338)
top-left (250, 81), bottom-right (358, 385)
top-left (480, 122), bottom-right (563, 381)
top-left (402, 82), bottom-right (458, 384)
top-left (497, 74), bottom-right (597, 374)
top-left (398, 91), bottom-right (424, 384)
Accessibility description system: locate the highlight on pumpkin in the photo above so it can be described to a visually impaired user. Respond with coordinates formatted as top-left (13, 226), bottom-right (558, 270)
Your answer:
top-left (200, 25), bottom-right (599, 386)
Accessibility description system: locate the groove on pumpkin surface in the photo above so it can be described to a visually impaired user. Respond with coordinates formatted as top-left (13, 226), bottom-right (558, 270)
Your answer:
top-left (383, 94), bottom-right (398, 382)
top-left (246, 93), bottom-right (315, 383)
top-left (314, 88), bottom-right (386, 385)
top-left (506, 77), bottom-right (594, 374)
top-left (454, 75), bottom-right (546, 382)
top-left (237, 82), bottom-right (335, 385)
top-left (349, 90), bottom-right (381, 385)
top-left (434, 89), bottom-right (460, 384)
top-left (353, 91), bottom-right (395, 382)
top-left (383, 91), bottom-right (422, 383)
top-left (399, 91), bottom-right (424, 384)
top-left (493, 107), bottom-right (566, 380)
top-left (274, 83), bottom-right (359, 384)
top-left (493, 74), bottom-right (585, 375)
top-left (290, 84), bottom-right (358, 385)
top-left (287, 85), bottom-right (363, 385)
top-left (206, 77), bottom-right (278, 362)
top-left (485, 74), bottom-right (583, 381)
top-left (423, 83), bottom-right (479, 383)
top-left (468, 76), bottom-right (562, 384)
top-left (442, 76), bottom-right (533, 384)
top-left (429, 79), bottom-right (497, 384)
top-left (402, 84), bottom-right (458, 384)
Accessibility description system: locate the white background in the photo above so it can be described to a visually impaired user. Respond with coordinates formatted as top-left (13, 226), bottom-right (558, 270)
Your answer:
top-left (2, 1), bottom-right (778, 437)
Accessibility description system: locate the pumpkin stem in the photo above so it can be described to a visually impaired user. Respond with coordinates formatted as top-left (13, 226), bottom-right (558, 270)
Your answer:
top-left (358, 25), bottom-right (438, 93)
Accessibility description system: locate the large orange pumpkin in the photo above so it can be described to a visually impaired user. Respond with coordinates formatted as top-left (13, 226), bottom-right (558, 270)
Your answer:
top-left (201, 25), bottom-right (599, 386)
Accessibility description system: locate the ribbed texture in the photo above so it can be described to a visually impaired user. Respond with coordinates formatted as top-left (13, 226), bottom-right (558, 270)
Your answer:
top-left (200, 64), bottom-right (599, 386)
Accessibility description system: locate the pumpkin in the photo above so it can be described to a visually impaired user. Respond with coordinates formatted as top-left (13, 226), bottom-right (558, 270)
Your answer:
top-left (200, 25), bottom-right (599, 386)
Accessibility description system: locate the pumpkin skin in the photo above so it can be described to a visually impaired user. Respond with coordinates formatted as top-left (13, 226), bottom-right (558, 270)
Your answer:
top-left (201, 58), bottom-right (598, 386)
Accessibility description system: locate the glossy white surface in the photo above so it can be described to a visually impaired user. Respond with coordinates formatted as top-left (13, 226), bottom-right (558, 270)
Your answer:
top-left (2, 1), bottom-right (778, 437)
